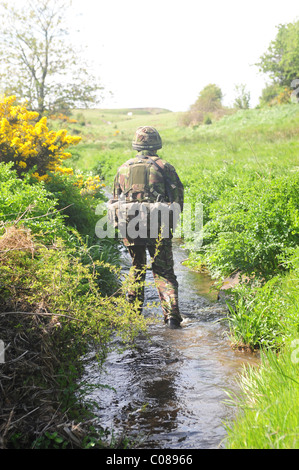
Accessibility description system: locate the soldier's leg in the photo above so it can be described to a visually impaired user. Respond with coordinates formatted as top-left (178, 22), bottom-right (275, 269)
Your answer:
top-left (148, 238), bottom-right (182, 325)
top-left (127, 244), bottom-right (147, 313)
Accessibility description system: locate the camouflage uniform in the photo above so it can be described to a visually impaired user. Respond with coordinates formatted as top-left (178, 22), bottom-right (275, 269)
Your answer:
top-left (112, 128), bottom-right (184, 326)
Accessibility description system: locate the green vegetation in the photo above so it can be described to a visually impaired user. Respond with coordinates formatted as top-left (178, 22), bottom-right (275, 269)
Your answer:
top-left (225, 341), bottom-right (299, 449)
top-left (1, 1), bottom-right (297, 451)
top-left (0, 103), bottom-right (152, 448)
top-left (233, 84), bottom-right (251, 110)
top-left (226, 248), bottom-right (299, 351)
top-left (256, 20), bottom-right (299, 88)
top-left (180, 83), bottom-right (231, 126)
top-left (255, 19), bottom-right (299, 107)
top-left (0, 161), bottom-right (151, 448)
top-left (65, 102), bottom-right (299, 448)
top-left (224, 248), bottom-right (299, 448)
top-left (1, 89), bottom-right (299, 448)
top-left (0, 1), bottom-right (101, 115)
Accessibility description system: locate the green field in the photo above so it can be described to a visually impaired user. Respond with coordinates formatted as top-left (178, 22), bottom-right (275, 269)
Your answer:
top-left (70, 104), bottom-right (299, 191)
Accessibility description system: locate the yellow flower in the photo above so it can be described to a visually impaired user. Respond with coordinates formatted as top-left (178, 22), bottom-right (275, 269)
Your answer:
top-left (0, 95), bottom-right (81, 178)
top-left (39, 174), bottom-right (50, 182)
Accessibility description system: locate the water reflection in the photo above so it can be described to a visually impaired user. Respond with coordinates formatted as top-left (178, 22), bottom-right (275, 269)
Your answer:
top-left (82, 242), bottom-right (259, 449)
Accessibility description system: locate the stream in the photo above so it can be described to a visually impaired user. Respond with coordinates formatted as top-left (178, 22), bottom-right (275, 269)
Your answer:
top-left (81, 241), bottom-right (259, 449)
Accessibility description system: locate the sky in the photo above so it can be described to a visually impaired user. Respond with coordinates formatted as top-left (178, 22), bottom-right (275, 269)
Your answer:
top-left (15, 0), bottom-right (299, 111)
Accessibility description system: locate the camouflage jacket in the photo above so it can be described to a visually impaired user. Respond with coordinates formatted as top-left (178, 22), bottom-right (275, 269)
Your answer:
top-left (112, 151), bottom-right (184, 245)
top-left (113, 151), bottom-right (184, 210)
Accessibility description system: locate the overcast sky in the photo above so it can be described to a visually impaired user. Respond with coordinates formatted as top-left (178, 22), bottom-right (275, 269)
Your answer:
top-left (24, 0), bottom-right (299, 111)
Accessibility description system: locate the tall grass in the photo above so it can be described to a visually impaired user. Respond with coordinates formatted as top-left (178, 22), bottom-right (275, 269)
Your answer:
top-left (222, 234), bottom-right (299, 448)
top-left (225, 343), bottom-right (299, 448)
top-left (226, 248), bottom-right (299, 351)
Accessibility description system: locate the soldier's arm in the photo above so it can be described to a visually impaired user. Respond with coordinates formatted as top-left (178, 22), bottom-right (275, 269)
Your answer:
top-left (164, 163), bottom-right (184, 212)
top-left (113, 171), bottom-right (121, 199)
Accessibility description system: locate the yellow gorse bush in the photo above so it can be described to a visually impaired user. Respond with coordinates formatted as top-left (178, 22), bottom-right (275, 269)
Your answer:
top-left (0, 95), bottom-right (81, 180)
top-left (74, 173), bottom-right (106, 197)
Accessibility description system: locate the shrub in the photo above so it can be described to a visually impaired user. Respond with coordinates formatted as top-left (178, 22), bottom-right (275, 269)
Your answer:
top-left (0, 162), bottom-right (69, 244)
top-left (0, 226), bottom-right (150, 358)
top-left (203, 115), bottom-right (212, 125)
top-left (180, 84), bottom-right (229, 126)
top-left (0, 95), bottom-right (108, 247)
top-left (44, 172), bottom-right (102, 238)
top-left (259, 84), bottom-right (292, 107)
top-left (201, 173), bottom-right (299, 279)
top-left (0, 226), bottom-right (150, 448)
top-left (233, 84), bottom-right (251, 109)
top-left (0, 95), bottom-right (81, 179)
top-left (226, 247), bottom-right (299, 350)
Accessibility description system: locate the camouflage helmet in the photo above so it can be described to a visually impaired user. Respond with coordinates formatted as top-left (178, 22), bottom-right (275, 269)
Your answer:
top-left (132, 126), bottom-right (162, 151)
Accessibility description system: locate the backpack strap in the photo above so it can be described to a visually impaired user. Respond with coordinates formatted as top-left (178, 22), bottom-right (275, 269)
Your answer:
top-left (139, 155), bottom-right (175, 203)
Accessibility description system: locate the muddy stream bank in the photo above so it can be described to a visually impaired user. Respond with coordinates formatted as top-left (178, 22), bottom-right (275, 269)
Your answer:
top-left (81, 241), bottom-right (259, 449)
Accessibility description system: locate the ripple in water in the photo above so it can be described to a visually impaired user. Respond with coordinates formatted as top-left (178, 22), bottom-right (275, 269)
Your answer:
top-left (81, 242), bottom-right (259, 449)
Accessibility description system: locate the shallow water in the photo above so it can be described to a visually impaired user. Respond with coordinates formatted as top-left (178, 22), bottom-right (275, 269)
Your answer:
top-left (81, 241), bottom-right (259, 449)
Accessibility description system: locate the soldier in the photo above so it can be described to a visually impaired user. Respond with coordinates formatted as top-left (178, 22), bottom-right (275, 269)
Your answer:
top-left (112, 126), bottom-right (184, 329)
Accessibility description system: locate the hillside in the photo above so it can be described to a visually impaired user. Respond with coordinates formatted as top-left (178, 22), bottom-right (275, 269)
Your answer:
top-left (67, 103), bottom-right (299, 185)
top-left (92, 107), bottom-right (172, 115)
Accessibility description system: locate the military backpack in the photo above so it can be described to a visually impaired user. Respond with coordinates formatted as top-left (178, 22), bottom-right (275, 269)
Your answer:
top-left (108, 156), bottom-right (181, 241)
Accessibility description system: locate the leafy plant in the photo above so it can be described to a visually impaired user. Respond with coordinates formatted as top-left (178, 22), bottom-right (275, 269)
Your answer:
top-left (0, 162), bottom-right (69, 244)
top-left (256, 19), bottom-right (299, 87)
top-left (201, 173), bottom-right (299, 279)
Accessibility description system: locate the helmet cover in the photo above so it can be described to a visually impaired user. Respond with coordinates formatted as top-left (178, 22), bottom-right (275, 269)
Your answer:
top-left (132, 126), bottom-right (162, 151)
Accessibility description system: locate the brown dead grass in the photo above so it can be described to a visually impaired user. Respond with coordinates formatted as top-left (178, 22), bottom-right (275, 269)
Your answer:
top-left (0, 225), bottom-right (35, 258)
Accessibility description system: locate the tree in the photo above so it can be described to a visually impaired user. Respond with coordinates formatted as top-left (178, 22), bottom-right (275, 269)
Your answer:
top-left (256, 20), bottom-right (299, 88)
top-left (0, 0), bottom-right (103, 115)
top-left (180, 83), bottom-right (225, 126)
top-left (233, 84), bottom-right (250, 109)
top-left (258, 82), bottom-right (292, 107)
top-left (193, 83), bottom-right (223, 112)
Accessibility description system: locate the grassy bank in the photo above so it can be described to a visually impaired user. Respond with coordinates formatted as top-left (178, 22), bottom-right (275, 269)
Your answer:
top-left (225, 339), bottom-right (299, 448)
top-left (0, 100), bottom-right (152, 448)
top-left (65, 104), bottom-right (299, 448)
top-left (0, 164), bottom-right (151, 448)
